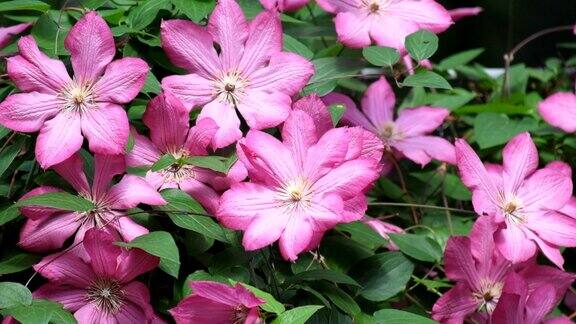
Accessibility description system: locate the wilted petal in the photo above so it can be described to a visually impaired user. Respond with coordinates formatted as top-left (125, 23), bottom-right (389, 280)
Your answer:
top-left (160, 19), bottom-right (220, 77)
top-left (334, 12), bottom-right (372, 48)
top-left (239, 12), bottom-right (283, 75)
top-left (237, 90), bottom-right (291, 130)
top-left (94, 57), bottom-right (149, 104)
top-left (161, 74), bottom-right (215, 110)
top-left (387, 0), bottom-right (453, 33)
top-left (538, 92), bottom-right (576, 133)
top-left (361, 77), bottom-right (396, 127)
top-left (65, 12), bottom-right (115, 83)
top-left (395, 107), bottom-right (450, 137)
top-left (208, 0), bottom-right (249, 70)
top-left (143, 92), bottom-right (189, 153)
top-left (81, 103), bottom-right (129, 155)
top-left (197, 100), bottom-right (242, 149)
top-left (449, 7), bottom-right (483, 21)
top-left (19, 212), bottom-right (80, 252)
top-left (8, 36), bottom-right (71, 93)
top-left (218, 183), bottom-right (279, 230)
top-left (248, 52), bottom-right (314, 96)
top-left (393, 136), bottom-right (456, 166)
top-left (106, 175), bottom-right (166, 210)
top-left (36, 112), bottom-right (83, 169)
top-left (0, 92), bottom-right (61, 132)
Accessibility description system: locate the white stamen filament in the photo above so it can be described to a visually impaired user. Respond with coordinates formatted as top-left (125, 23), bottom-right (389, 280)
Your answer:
top-left (500, 197), bottom-right (525, 225)
top-left (213, 70), bottom-right (249, 106)
top-left (86, 278), bottom-right (124, 314)
top-left (473, 279), bottom-right (503, 314)
top-left (379, 122), bottom-right (402, 149)
top-left (161, 164), bottom-right (196, 183)
top-left (278, 177), bottom-right (313, 210)
top-left (60, 80), bottom-right (97, 113)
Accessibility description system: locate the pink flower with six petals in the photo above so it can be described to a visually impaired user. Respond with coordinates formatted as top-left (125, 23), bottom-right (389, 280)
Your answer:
top-left (161, 0), bottom-right (314, 149)
top-left (0, 12), bottom-right (149, 168)
top-left (316, 0), bottom-right (452, 49)
top-left (323, 77), bottom-right (456, 172)
top-left (18, 153), bottom-right (166, 253)
top-left (126, 92), bottom-right (246, 214)
top-left (455, 132), bottom-right (576, 268)
top-left (170, 281), bottom-right (264, 324)
top-left (32, 229), bottom-right (162, 323)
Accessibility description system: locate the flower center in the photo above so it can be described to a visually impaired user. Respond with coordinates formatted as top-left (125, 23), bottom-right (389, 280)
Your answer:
top-left (214, 71), bottom-right (249, 106)
top-left (501, 198), bottom-right (524, 225)
top-left (473, 279), bottom-right (503, 314)
top-left (60, 80), bottom-right (96, 113)
top-left (278, 177), bottom-right (313, 209)
top-left (231, 305), bottom-right (251, 324)
top-left (86, 278), bottom-right (124, 314)
top-left (363, 0), bottom-right (394, 14)
top-left (161, 163), bottom-right (195, 184)
top-left (379, 122), bottom-right (401, 149)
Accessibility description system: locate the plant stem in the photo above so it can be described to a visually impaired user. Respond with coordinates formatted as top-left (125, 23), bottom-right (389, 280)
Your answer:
top-left (368, 202), bottom-right (474, 214)
top-left (388, 154), bottom-right (418, 223)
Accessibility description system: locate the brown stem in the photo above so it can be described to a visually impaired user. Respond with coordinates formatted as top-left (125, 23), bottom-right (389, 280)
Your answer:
top-left (388, 153), bottom-right (419, 223)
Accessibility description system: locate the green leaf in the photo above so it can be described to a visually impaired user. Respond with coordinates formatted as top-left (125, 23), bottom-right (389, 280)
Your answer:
top-left (284, 34), bottom-right (313, 60)
top-left (437, 48), bottom-right (484, 70)
top-left (142, 72), bottom-right (161, 95)
top-left (0, 205), bottom-right (20, 226)
top-left (473, 113), bottom-right (539, 149)
top-left (159, 189), bottom-right (233, 243)
top-left (405, 30), bottom-right (439, 61)
top-left (336, 222), bottom-right (387, 250)
top-left (271, 305), bottom-right (324, 324)
top-left (305, 58), bottom-right (364, 96)
top-left (0, 138), bottom-right (25, 178)
top-left (284, 269), bottom-right (361, 287)
top-left (151, 154), bottom-right (176, 172)
top-left (171, 0), bottom-right (215, 22)
top-left (241, 283), bottom-right (286, 315)
top-left (318, 283), bottom-right (361, 317)
top-left (31, 11), bottom-right (72, 56)
top-left (184, 156), bottom-right (230, 173)
top-left (350, 252), bottom-right (414, 302)
top-left (0, 0), bottom-right (50, 12)
top-left (456, 102), bottom-right (532, 115)
top-left (1, 299), bottom-right (76, 324)
top-left (0, 253), bottom-right (41, 275)
top-left (127, 0), bottom-right (171, 30)
top-left (16, 192), bottom-right (94, 212)
top-left (328, 104), bottom-right (346, 126)
top-left (426, 89), bottom-right (476, 111)
top-left (373, 309), bottom-right (436, 324)
top-left (117, 231), bottom-right (180, 278)
top-left (362, 46), bottom-right (400, 67)
top-left (0, 282), bottom-right (32, 309)
top-left (80, 0), bottom-right (108, 9)
top-left (403, 71), bottom-right (452, 90)
top-left (389, 234), bottom-right (443, 262)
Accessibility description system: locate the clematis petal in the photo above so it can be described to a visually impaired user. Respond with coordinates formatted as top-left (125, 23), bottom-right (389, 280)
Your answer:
top-left (197, 100), bottom-right (242, 149)
top-left (334, 11), bottom-right (372, 48)
top-left (161, 74), bottom-right (215, 110)
top-left (0, 23), bottom-right (30, 49)
top-left (449, 7), bottom-right (483, 22)
top-left (208, 0), bottom-right (249, 70)
top-left (517, 167), bottom-right (573, 211)
top-left (431, 282), bottom-right (478, 323)
top-left (323, 92), bottom-right (377, 132)
top-left (218, 183), bottom-right (279, 230)
top-left (361, 77), bottom-right (396, 127)
top-left (386, 0), bottom-right (453, 33)
top-left (160, 19), bottom-right (220, 77)
top-left (279, 214), bottom-right (314, 261)
top-left (395, 107), bottom-right (450, 137)
top-left (312, 158), bottom-right (379, 199)
top-left (33, 283), bottom-right (86, 312)
top-left (495, 221), bottom-right (537, 263)
top-left (8, 36), bottom-right (71, 93)
top-left (183, 118), bottom-right (218, 156)
top-left (236, 90), bottom-right (291, 130)
top-left (74, 304), bottom-right (116, 324)
top-left (293, 94), bottom-right (333, 137)
top-left (114, 215), bottom-right (150, 242)
top-left (242, 213), bottom-right (290, 251)
top-left (114, 301), bottom-right (148, 324)
top-left (92, 154), bottom-right (125, 200)
top-left (525, 211), bottom-right (576, 248)
top-left (393, 136), bottom-right (456, 166)
top-left (65, 12), bottom-right (115, 83)
top-left (525, 284), bottom-right (561, 323)
top-left (116, 247), bottom-right (159, 283)
top-left (126, 129), bottom-right (162, 167)
top-left (502, 132), bottom-right (538, 194)
top-left (34, 252), bottom-right (96, 288)
top-left (83, 228), bottom-right (122, 278)
top-left (316, 0), bottom-right (359, 13)
top-left (0, 92), bottom-right (61, 132)
top-left (19, 186), bottom-right (63, 220)
top-left (106, 175), bottom-right (166, 210)
top-left (19, 212), bottom-right (80, 252)
top-left (248, 52), bottom-right (314, 96)
top-left (282, 110), bottom-right (318, 168)
top-left (369, 15), bottom-right (419, 50)
top-left (93, 57), bottom-right (149, 104)
top-left (36, 112), bottom-right (83, 169)
top-left (238, 11), bottom-right (283, 75)
top-left (307, 193), bottom-right (345, 228)
top-left (81, 103), bottom-right (129, 155)
top-left (143, 92), bottom-right (189, 153)
top-left (443, 236), bottom-right (481, 288)
top-left (52, 153), bottom-right (90, 194)
top-left (189, 281), bottom-right (244, 306)
top-left (169, 295), bottom-right (234, 323)
top-left (538, 92), bottom-right (576, 133)
top-left (303, 128), bottom-right (349, 181)
top-left (179, 179), bottom-right (221, 215)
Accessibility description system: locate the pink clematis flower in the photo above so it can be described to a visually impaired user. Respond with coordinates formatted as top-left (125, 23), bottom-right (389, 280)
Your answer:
top-left (126, 92), bottom-right (246, 214)
top-left (492, 271), bottom-right (574, 324)
top-left (260, 0), bottom-right (309, 12)
top-left (170, 281), bottom-right (264, 324)
top-left (432, 216), bottom-right (574, 323)
top-left (0, 23), bottom-right (31, 49)
top-left (161, 0), bottom-right (314, 149)
top-left (316, 0), bottom-right (452, 49)
top-left (32, 229), bottom-right (163, 323)
top-left (538, 90), bottom-right (576, 133)
top-left (455, 132), bottom-right (576, 268)
top-left (18, 153), bottom-right (166, 253)
top-left (323, 77), bottom-right (456, 172)
top-left (362, 216), bottom-right (403, 250)
top-left (0, 12), bottom-right (149, 168)
top-left (218, 108), bottom-right (383, 261)
top-left (449, 7), bottom-right (483, 22)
